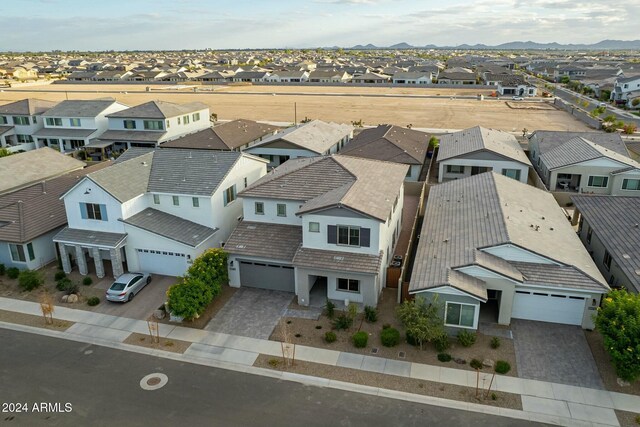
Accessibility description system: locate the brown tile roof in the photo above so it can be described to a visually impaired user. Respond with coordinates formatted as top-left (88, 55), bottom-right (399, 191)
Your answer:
top-left (0, 98), bottom-right (57, 116)
top-left (161, 120), bottom-right (279, 150)
top-left (340, 125), bottom-right (429, 165)
top-left (225, 221), bottom-right (302, 262)
top-left (293, 247), bottom-right (382, 275)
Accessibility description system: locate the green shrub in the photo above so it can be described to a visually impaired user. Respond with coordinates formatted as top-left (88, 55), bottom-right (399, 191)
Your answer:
top-left (433, 333), bottom-right (450, 352)
top-left (332, 313), bottom-right (352, 330)
top-left (352, 331), bottom-right (368, 348)
top-left (65, 284), bottom-right (79, 296)
top-left (324, 331), bottom-right (337, 343)
top-left (347, 303), bottom-right (358, 321)
top-left (7, 267), bottom-right (20, 279)
top-left (437, 353), bottom-right (452, 362)
top-left (56, 277), bottom-right (72, 291)
top-left (82, 277), bottom-right (93, 286)
top-left (167, 279), bottom-right (214, 320)
top-left (380, 327), bottom-right (400, 347)
top-left (470, 359), bottom-right (483, 370)
top-left (54, 271), bottom-right (66, 281)
top-left (491, 393), bottom-right (497, 401)
top-left (18, 270), bottom-right (43, 291)
top-left (0, 263), bottom-right (5, 276)
top-left (490, 336), bottom-right (501, 349)
top-left (364, 306), bottom-right (378, 322)
top-left (406, 331), bottom-right (419, 346)
top-left (495, 360), bottom-right (511, 374)
top-left (457, 330), bottom-right (476, 347)
top-left (325, 299), bottom-right (335, 319)
top-left (87, 296), bottom-right (100, 306)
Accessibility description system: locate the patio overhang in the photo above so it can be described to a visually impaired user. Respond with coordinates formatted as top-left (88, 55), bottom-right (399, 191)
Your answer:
top-left (53, 227), bottom-right (127, 249)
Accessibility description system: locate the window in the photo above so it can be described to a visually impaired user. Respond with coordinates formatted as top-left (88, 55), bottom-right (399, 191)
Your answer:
top-left (17, 135), bottom-right (33, 143)
top-left (166, 120), bottom-right (170, 129)
top-left (9, 244), bottom-right (26, 262)
top-left (193, 112), bottom-right (200, 121)
top-left (32, 116), bottom-right (37, 124)
top-left (309, 222), bottom-right (320, 232)
top-left (123, 120), bottom-right (136, 129)
top-left (46, 117), bottom-right (62, 126)
top-left (622, 179), bottom-right (640, 191)
top-left (177, 117), bottom-right (181, 125)
top-left (0, 116), bottom-right (7, 125)
top-left (143, 120), bottom-right (164, 130)
top-left (587, 226), bottom-right (593, 244)
top-left (255, 202), bottom-right (264, 215)
top-left (337, 225), bottom-right (360, 246)
top-left (26, 243), bottom-right (35, 261)
top-left (587, 175), bottom-right (608, 188)
top-left (337, 278), bottom-right (360, 293)
top-left (153, 194), bottom-right (160, 205)
top-left (243, 177), bottom-right (248, 188)
top-left (183, 115), bottom-right (190, 124)
top-left (445, 302), bottom-right (476, 328)
top-left (81, 203), bottom-right (106, 221)
top-left (603, 250), bottom-right (612, 271)
top-left (406, 168), bottom-right (412, 178)
top-left (277, 203), bottom-right (287, 217)
top-left (69, 118), bottom-right (81, 127)
top-left (446, 165), bottom-right (464, 174)
top-left (223, 185), bottom-right (237, 206)
top-left (12, 116), bottom-right (30, 125)
top-left (502, 169), bottom-right (521, 180)
top-left (172, 196), bottom-right (179, 206)
top-left (192, 197), bottom-right (199, 208)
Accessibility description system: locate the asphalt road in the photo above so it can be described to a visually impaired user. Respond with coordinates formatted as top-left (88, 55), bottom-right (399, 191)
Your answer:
top-left (0, 329), bottom-right (547, 427)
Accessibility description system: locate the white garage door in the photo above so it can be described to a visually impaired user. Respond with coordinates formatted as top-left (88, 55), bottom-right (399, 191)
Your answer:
top-left (136, 249), bottom-right (188, 277)
top-left (512, 290), bottom-right (585, 325)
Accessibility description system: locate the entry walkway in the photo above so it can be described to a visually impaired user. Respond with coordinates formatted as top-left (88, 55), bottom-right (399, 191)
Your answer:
top-left (0, 297), bottom-right (636, 427)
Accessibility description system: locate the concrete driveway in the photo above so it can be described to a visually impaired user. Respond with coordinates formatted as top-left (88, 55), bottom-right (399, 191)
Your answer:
top-left (205, 288), bottom-right (293, 339)
top-left (93, 275), bottom-right (176, 320)
top-left (512, 319), bottom-right (603, 389)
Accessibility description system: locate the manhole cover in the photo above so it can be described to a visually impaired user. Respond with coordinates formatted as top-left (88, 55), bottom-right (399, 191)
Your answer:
top-left (140, 373), bottom-right (168, 391)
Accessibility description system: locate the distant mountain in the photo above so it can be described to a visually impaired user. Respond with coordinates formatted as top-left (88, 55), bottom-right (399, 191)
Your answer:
top-left (346, 40), bottom-right (640, 50)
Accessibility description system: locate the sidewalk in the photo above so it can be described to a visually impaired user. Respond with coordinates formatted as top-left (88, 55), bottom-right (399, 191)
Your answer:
top-left (1, 296), bottom-right (637, 427)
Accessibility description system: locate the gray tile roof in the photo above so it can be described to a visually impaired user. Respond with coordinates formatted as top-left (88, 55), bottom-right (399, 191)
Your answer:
top-left (446, 270), bottom-right (488, 300)
top-left (147, 149), bottom-right (241, 196)
top-left (572, 195), bottom-right (640, 293)
top-left (339, 125), bottom-right (429, 165)
top-left (106, 101), bottom-right (208, 119)
top-left (33, 128), bottom-right (97, 138)
top-left (122, 208), bottom-right (217, 247)
top-left (113, 147), bottom-right (156, 164)
top-left (437, 126), bottom-right (531, 165)
top-left (225, 221), bottom-right (302, 262)
top-left (540, 136), bottom-right (639, 170)
top-left (87, 152), bottom-right (154, 202)
top-left (53, 227), bottom-right (127, 248)
top-left (98, 129), bottom-right (166, 143)
top-left (41, 99), bottom-right (121, 118)
top-left (473, 250), bottom-right (523, 282)
top-left (511, 262), bottom-right (607, 292)
top-left (0, 99), bottom-right (57, 116)
top-left (250, 120), bottom-right (352, 154)
top-left (293, 247), bottom-right (382, 275)
top-left (529, 130), bottom-right (628, 157)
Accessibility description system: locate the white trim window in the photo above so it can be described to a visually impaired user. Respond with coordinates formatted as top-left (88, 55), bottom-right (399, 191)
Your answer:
top-left (446, 165), bottom-right (464, 174)
top-left (622, 178), bottom-right (640, 191)
top-left (337, 225), bottom-right (360, 246)
top-left (192, 197), bottom-right (199, 208)
top-left (255, 202), bottom-right (264, 215)
top-left (445, 302), bottom-right (476, 329)
top-left (337, 278), bottom-right (360, 293)
top-left (587, 175), bottom-right (609, 188)
top-left (153, 194), bottom-right (160, 205)
top-left (9, 243), bottom-right (34, 263)
top-left (309, 222), bottom-right (320, 232)
top-left (277, 203), bottom-right (287, 217)
top-left (502, 168), bottom-right (521, 180)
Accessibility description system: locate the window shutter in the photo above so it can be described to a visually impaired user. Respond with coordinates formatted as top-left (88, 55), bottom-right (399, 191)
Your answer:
top-left (327, 225), bottom-right (337, 244)
top-left (99, 204), bottom-right (108, 221)
top-left (80, 203), bottom-right (87, 219)
top-left (360, 228), bottom-right (370, 247)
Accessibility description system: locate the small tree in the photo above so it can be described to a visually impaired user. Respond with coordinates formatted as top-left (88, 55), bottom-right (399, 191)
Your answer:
top-left (396, 296), bottom-right (445, 350)
top-left (622, 123), bottom-right (637, 135)
top-left (595, 290), bottom-right (640, 382)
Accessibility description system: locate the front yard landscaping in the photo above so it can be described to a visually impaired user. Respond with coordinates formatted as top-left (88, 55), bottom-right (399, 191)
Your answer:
top-left (154, 284), bottom-right (236, 329)
top-left (123, 332), bottom-right (192, 354)
top-left (0, 308), bottom-right (74, 331)
top-left (586, 329), bottom-right (640, 396)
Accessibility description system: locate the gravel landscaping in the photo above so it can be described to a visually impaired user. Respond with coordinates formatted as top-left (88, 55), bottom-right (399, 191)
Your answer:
top-left (585, 329), bottom-right (640, 396)
top-left (123, 332), bottom-right (192, 354)
top-left (254, 354), bottom-right (522, 410)
top-left (0, 308), bottom-right (73, 331)
top-left (615, 410), bottom-right (640, 427)
top-left (271, 289), bottom-right (517, 377)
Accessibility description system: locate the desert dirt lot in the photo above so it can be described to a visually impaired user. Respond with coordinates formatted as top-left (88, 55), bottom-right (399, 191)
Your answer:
top-left (1, 83), bottom-right (590, 131)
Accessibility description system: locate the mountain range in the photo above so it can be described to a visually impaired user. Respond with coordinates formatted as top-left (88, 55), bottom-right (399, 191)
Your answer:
top-left (349, 40), bottom-right (640, 50)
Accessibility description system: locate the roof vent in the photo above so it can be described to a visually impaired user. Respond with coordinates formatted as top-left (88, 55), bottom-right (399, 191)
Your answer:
top-left (622, 254), bottom-right (631, 259)
top-left (236, 244), bottom-right (246, 249)
top-left (333, 256), bottom-right (344, 261)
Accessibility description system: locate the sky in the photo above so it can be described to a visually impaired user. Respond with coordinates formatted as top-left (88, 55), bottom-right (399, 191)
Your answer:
top-left (1, 0), bottom-right (638, 51)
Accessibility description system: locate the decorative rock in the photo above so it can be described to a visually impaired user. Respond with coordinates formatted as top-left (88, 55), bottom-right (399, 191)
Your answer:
top-left (483, 359), bottom-right (495, 368)
top-left (67, 294), bottom-right (78, 303)
top-left (61, 295), bottom-right (69, 303)
top-left (617, 377), bottom-right (631, 387)
top-left (454, 358), bottom-right (467, 365)
top-left (153, 309), bottom-right (166, 320)
top-left (169, 312), bottom-right (184, 323)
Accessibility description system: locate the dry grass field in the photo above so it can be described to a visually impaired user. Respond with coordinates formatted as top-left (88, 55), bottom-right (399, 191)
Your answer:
top-left (0, 83), bottom-right (590, 131)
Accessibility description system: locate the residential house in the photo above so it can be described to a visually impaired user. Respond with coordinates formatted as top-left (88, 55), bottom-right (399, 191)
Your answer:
top-left (232, 71), bottom-right (270, 83)
top-left (245, 120), bottom-right (353, 168)
top-left (391, 72), bottom-right (434, 85)
top-left (0, 99), bottom-right (57, 152)
top-left (572, 195), bottom-right (640, 293)
top-left (437, 126), bottom-right (531, 183)
top-left (267, 71), bottom-right (310, 83)
top-left (161, 119), bottom-right (279, 151)
top-left (437, 71), bottom-right (476, 85)
top-left (34, 99), bottom-right (129, 153)
top-left (496, 75), bottom-right (537, 97)
top-left (351, 72), bottom-right (390, 84)
top-left (339, 125), bottom-right (430, 181)
top-left (308, 70), bottom-right (351, 83)
top-left (225, 155), bottom-right (408, 307)
top-left (610, 75), bottom-right (640, 106)
top-left (54, 149), bottom-right (268, 278)
top-left (410, 172), bottom-right (608, 331)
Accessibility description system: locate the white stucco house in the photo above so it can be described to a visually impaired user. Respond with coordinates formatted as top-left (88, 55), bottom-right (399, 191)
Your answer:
top-left (610, 75), bottom-right (640, 106)
top-left (0, 99), bottom-right (57, 152)
top-left (225, 155), bottom-right (408, 307)
top-left (53, 149), bottom-right (268, 278)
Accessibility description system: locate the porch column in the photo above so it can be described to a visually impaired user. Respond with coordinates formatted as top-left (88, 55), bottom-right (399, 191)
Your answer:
top-left (92, 247), bottom-right (105, 279)
top-left (75, 245), bottom-right (88, 275)
top-left (109, 247), bottom-right (124, 278)
top-left (58, 243), bottom-right (72, 274)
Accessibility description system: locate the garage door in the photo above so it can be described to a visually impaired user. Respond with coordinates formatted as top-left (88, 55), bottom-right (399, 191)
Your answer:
top-left (512, 290), bottom-right (585, 325)
top-left (239, 261), bottom-right (295, 292)
top-left (136, 249), bottom-right (188, 277)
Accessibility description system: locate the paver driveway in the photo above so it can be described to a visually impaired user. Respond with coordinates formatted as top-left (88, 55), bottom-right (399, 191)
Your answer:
top-left (512, 319), bottom-right (603, 389)
top-left (94, 275), bottom-right (175, 320)
top-left (205, 288), bottom-right (294, 339)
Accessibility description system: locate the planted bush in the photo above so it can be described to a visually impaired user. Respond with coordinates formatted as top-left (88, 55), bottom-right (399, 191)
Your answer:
top-left (433, 333), bottom-right (450, 352)
top-left (490, 336), bottom-right (501, 349)
top-left (0, 263), bottom-right (5, 276)
top-left (495, 360), bottom-right (511, 374)
top-left (65, 284), bottom-right (79, 296)
top-left (87, 296), bottom-right (100, 306)
top-left (364, 306), bottom-right (378, 323)
top-left (332, 313), bottom-right (352, 330)
top-left (324, 331), bottom-right (337, 343)
top-left (457, 330), bottom-right (476, 347)
top-left (470, 359), bottom-right (483, 370)
top-left (54, 271), bottom-right (66, 281)
top-left (56, 277), bottom-right (72, 291)
top-left (325, 299), bottom-right (336, 319)
top-left (352, 331), bottom-right (368, 348)
top-left (380, 327), bottom-right (400, 347)
top-left (82, 277), bottom-right (93, 286)
top-left (18, 270), bottom-right (43, 291)
top-left (437, 353), bottom-right (452, 362)
top-left (7, 267), bottom-right (20, 279)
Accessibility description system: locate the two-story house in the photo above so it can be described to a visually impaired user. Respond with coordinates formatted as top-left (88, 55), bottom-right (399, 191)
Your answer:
top-left (53, 149), bottom-right (267, 278)
top-left (0, 99), bottom-right (57, 152)
top-left (610, 75), bottom-right (640, 106)
top-left (225, 155), bottom-right (408, 307)
top-left (437, 126), bottom-right (531, 183)
top-left (34, 99), bottom-right (129, 153)
top-left (245, 120), bottom-right (354, 168)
